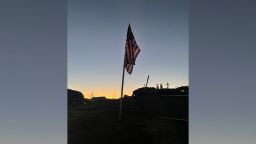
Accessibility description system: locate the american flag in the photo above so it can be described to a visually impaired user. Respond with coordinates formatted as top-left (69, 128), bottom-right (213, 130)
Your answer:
top-left (124, 24), bottom-right (140, 74)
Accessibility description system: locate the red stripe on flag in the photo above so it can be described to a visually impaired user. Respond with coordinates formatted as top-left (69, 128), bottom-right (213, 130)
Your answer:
top-left (124, 24), bottom-right (140, 74)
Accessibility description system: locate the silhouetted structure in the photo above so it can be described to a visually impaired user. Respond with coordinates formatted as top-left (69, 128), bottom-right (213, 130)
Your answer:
top-left (133, 86), bottom-right (188, 96)
top-left (91, 96), bottom-right (107, 101)
top-left (160, 84), bottom-right (163, 89)
top-left (156, 84), bottom-right (159, 89)
top-left (126, 86), bottom-right (189, 119)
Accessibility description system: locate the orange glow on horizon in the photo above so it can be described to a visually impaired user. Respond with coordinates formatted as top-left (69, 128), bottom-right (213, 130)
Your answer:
top-left (68, 83), bottom-right (134, 99)
top-left (68, 81), bottom-right (188, 99)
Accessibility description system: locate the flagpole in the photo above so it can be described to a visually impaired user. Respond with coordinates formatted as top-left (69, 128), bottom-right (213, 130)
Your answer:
top-left (119, 56), bottom-right (125, 121)
top-left (145, 75), bottom-right (149, 87)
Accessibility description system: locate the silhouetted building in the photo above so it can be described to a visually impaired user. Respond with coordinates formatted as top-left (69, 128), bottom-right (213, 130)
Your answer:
top-left (130, 86), bottom-right (189, 119)
top-left (133, 86), bottom-right (189, 97)
top-left (91, 96), bottom-right (107, 101)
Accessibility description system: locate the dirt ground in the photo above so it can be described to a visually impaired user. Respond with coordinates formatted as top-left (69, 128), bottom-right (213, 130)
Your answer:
top-left (68, 101), bottom-right (188, 144)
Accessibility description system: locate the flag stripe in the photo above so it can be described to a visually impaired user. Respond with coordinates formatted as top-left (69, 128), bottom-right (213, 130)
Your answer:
top-left (124, 24), bottom-right (140, 74)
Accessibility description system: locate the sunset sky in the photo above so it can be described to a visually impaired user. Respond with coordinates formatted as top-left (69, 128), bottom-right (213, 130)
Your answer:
top-left (68, 0), bottom-right (188, 99)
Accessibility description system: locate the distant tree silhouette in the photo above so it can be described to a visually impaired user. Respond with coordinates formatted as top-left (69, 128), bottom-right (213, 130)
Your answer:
top-left (156, 84), bottom-right (159, 89)
top-left (68, 89), bottom-right (86, 107)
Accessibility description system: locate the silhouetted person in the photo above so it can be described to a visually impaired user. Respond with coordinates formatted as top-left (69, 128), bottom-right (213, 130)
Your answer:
top-left (160, 84), bottom-right (163, 89)
top-left (166, 82), bottom-right (169, 89)
top-left (156, 84), bottom-right (159, 89)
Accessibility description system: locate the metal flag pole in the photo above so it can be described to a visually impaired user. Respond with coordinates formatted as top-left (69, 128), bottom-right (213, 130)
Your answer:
top-left (145, 75), bottom-right (149, 87)
top-left (118, 56), bottom-right (125, 121)
top-left (144, 75), bottom-right (149, 91)
top-left (118, 23), bottom-right (140, 120)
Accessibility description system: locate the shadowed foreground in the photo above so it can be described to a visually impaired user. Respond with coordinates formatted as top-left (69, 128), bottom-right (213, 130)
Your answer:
top-left (68, 100), bottom-right (188, 144)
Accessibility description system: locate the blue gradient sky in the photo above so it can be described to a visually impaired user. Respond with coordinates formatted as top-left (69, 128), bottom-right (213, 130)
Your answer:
top-left (68, 0), bottom-right (188, 98)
